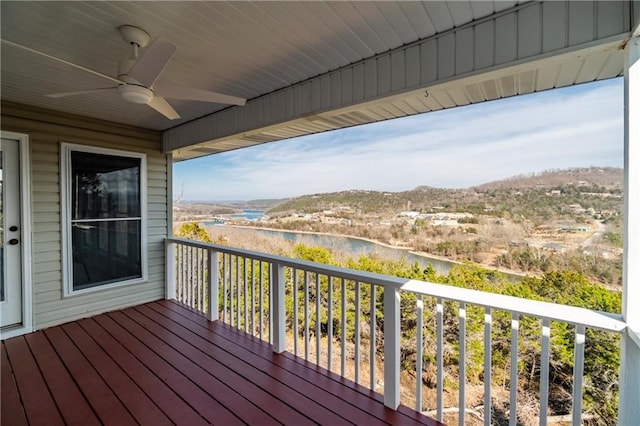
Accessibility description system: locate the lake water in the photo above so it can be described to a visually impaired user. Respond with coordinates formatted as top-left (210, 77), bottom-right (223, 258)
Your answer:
top-left (230, 210), bottom-right (265, 220)
top-left (203, 219), bottom-right (522, 281)
top-left (206, 225), bottom-right (459, 275)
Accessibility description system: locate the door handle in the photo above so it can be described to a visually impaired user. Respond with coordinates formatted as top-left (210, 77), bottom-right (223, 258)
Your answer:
top-left (9, 239), bottom-right (19, 245)
top-left (9, 226), bottom-right (18, 232)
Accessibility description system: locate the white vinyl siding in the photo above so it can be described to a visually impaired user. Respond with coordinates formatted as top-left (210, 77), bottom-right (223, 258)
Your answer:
top-left (1, 103), bottom-right (167, 330)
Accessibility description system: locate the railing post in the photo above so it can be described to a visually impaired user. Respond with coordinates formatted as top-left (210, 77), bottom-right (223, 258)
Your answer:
top-left (271, 262), bottom-right (286, 353)
top-left (620, 34), bottom-right (640, 426)
top-left (208, 250), bottom-right (219, 321)
top-left (383, 287), bottom-right (400, 409)
top-left (165, 239), bottom-right (176, 300)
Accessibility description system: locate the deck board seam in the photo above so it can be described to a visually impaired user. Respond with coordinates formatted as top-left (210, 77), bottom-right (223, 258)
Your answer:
top-left (3, 336), bottom-right (66, 425)
top-left (60, 321), bottom-right (173, 425)
top-left (28, 331), bottom-right (101, 425)
top-left (76, 316), bottom-right (212, 426)
top-left (42, 326), bottom-right (139, 425)
top-left (100, 310), bottom-right (251, 425)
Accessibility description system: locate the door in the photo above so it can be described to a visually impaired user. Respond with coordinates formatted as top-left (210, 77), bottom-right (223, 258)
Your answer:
top-left (1, 137), bottom-right (22, 328)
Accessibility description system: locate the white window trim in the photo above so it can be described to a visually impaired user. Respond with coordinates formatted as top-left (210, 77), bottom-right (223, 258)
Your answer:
top-left (61, 143), bottom-right (147, 297)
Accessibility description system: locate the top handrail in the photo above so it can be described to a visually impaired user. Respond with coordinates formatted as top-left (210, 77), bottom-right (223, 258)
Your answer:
top-left (167, 237), bottom-right (627, 333)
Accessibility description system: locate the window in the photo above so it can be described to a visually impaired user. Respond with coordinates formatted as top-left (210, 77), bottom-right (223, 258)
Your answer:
top-left (61, 144), bottom-right (147, 295)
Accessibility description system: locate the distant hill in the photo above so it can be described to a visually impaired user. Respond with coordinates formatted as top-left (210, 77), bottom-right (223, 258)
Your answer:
top-left (473, 167), bottom-right (623, 191)
top-left (266, 167), bottom-right (623, 219)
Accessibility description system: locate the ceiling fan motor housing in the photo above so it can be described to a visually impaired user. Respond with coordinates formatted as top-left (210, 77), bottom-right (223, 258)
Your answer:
top-left (118, 84), bottom-right (153, 104)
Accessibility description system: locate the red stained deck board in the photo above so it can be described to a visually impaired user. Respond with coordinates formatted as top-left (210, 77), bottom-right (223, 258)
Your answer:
top-left (156, 300), bottom-right (442, 426)
top-left (43, 326), bottom-right (138, 426)
top-left (108, 308), bottom-right (312, 426)
top-left (143, 302), bottom-right (395, 426)
top-left (24, 331), bottom-right (100, 426)
top-left (75, 317), bottom-right (210, 426)
top-left (2, 335), bottom-right (65, 426)
top-left (3, 300), bottom-right (445, 426)
top-left (93, 311), bottom-right (259, 426)
top-left (132, 304), bottom-right (366, 425)
top-left (60, 321), bottom-right (172, 426)
top-left (0, 342), bottom-right (28, 426)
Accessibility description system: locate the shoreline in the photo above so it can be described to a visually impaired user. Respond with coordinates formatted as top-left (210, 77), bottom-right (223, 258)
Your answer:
top-left (210, 223), bottom-right (529, 278)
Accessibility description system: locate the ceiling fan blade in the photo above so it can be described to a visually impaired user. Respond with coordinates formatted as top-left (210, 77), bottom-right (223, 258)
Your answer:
top-left (148, 96), bottom-right (180, 120)
top-left (1, 39), bottom-right (123, 85)
top-left (46, 87), bottom-right (118, 98)
top-left (127, 38), bottom-right (177, 88)
top-left (154, 82), bottom-right (246, 106)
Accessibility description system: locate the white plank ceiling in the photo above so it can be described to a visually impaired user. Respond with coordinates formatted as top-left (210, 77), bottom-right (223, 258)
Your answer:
top-left (1, 1), bottom-right (524, 132)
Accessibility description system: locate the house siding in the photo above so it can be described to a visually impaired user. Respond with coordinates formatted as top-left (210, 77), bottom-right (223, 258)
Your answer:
top-left (2, 102), bottom-right (167, 330)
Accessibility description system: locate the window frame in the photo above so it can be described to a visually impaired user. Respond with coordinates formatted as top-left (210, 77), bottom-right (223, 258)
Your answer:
top-left (61, 143), bottom-right (148, 297)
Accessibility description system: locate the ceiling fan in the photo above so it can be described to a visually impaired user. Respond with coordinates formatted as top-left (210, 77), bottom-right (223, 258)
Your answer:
top-left (2, 25), bottom-right (246, 120)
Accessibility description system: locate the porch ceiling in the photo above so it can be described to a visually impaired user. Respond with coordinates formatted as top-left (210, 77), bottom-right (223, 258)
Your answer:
top-left (1, 1), bottom-right (636, 162)
top-left (0, 1), bottom-right (522, 131)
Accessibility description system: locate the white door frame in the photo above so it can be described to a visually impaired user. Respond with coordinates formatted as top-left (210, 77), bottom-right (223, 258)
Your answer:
top-left (0, 131), bottom-right (32, 339)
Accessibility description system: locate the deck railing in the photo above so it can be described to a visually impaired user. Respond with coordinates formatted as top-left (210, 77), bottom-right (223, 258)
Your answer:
top-left (166, 237), bottom-right (628, 425)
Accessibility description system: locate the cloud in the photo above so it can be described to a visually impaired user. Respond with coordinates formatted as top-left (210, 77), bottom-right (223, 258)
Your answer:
top-left (174, 78), bottom-right (623, 200)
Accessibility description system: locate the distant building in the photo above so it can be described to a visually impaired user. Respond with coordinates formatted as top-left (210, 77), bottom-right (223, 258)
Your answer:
top-left (399, 211), bottom-right (420, 218)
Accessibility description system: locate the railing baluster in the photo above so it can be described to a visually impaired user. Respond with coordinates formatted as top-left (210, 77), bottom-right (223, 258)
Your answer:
top-left (180, 245), bottom-right (185, 303)
top-left (196, 248), bottom-right (201, 310)
top-left (236, 256), bottom-right (241, 328)
top-left (510, 313), bottom-right (520, 426)
top-left (304, 271), bottom-right (310, 361)
top-left (188, 246), bottom-right (193, 307)
top-left (208, 250), bottom-right (219, 321)
top-left (370, 283), bottom-right (376, 390)
top-left (572, 325), bottom-right (586, 426)
top-left (259, 260), bottom-right (264, 340)
top-left (175, 244), bottom-right (181, 301)
top-left (183, 246), bottom-right (188, 305)
top-left (269, 263), bottom-right (273, 344)
top-left (250, 259), bottom-right (255, 336)
top-left (437, 298), bottom-right (444, 422)
top-left (328, 275), bottom-right (333, 372)
top-left (200, 248), bottom-right (205, 311)
top-left (416, 296), bottom-right (424, 412)
top-left (341, 278), bottom-right (347, 378)
top-left (355, 281), bottom-right (361, 385)
top-left (229, 256), bottom-right (238, 327)
top-left (222, 253), bottom-right (227, 323)
top-left (244, 257), bottom-right (248, 333)
top-left (540, 319), bottom-right (551, 426)
top-left (293, 268), bottom-right (299, 357)
top-left (316, 273), bottom-right (321, 367)
top-left (459, 302), bottom-right (466, 426)
top-left (484, 308), bottom-right (492, 426)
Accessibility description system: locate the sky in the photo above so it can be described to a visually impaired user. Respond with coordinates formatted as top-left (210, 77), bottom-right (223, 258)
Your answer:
top-left (173, 78), bottom-right (623, 201)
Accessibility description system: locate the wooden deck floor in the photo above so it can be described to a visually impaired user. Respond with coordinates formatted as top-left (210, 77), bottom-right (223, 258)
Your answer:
top-left (2, 300), bottom-right (442, 425)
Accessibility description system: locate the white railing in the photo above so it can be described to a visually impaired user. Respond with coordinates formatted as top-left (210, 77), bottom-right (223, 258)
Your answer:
top-left (166, 237), bottom-right (627, 425)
